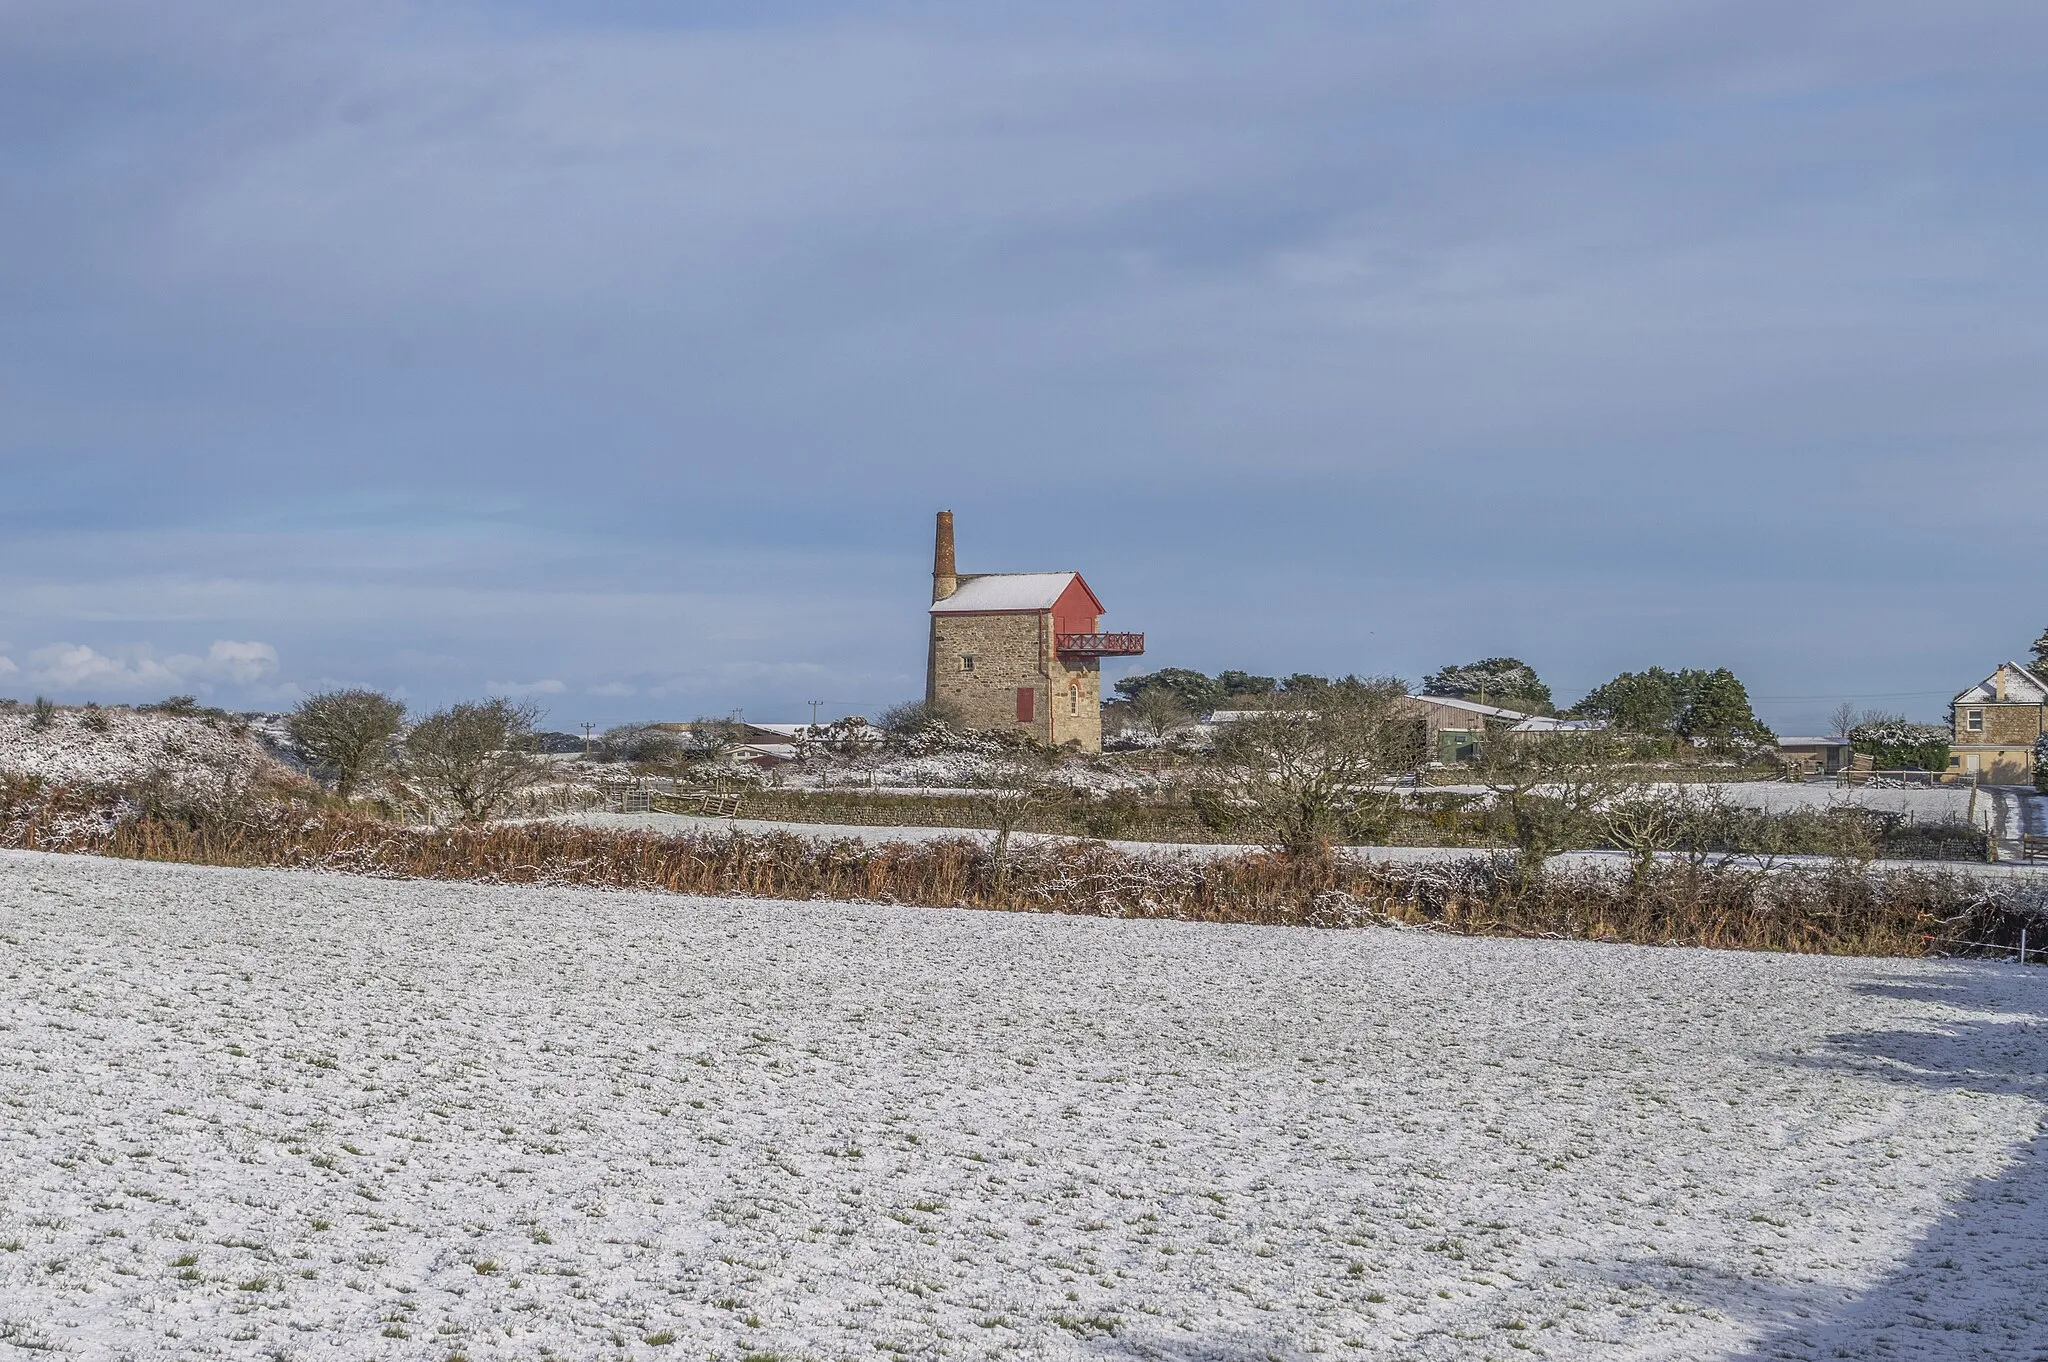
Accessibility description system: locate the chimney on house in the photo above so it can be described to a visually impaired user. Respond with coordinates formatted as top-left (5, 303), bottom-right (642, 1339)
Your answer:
top-left (932, 510), bottom-right (957, 602)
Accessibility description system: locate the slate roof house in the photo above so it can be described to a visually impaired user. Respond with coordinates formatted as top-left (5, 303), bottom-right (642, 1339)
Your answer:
top-left (1949, 661), bottom-right (2048, 782)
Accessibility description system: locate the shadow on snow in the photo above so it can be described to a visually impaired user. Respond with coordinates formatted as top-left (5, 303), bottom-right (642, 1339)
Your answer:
top-left (1735, 968), bottom-right (2048, 1361)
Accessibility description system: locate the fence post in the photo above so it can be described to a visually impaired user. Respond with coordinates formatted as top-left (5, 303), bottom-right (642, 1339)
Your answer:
top-left (2022, 926), bottom-right (2030, 967)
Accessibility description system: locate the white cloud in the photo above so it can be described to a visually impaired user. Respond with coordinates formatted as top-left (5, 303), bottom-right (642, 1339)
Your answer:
top-left (200, 639), bottom-right (281, 684)
top-left (486, 678), bottom-right (566, 697)
top-left (587, 682), bottom-right (636, 697)
top-left (25, 644), bottom-right (173, 690)
top-left (0, 655), bottom-right (18, 678)
top-left (14, 640), bottom-right (280, 695)
top-left (4, 1), bottom-right (2042, 735)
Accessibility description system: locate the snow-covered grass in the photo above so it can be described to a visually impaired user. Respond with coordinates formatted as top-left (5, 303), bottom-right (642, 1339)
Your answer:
top-left (2, 851), bottom-right (2044, 1359)
top-left (0, 705), bottom-right (285, 790)
top-left (1711, 781), bottom-right (1978, 819)
top-left (780, 744), bottom-right (1166, 796)
top-left (550, 809), bottom-right (2048, 880)
top-left (1413, 781), bottom-right (1977, 821)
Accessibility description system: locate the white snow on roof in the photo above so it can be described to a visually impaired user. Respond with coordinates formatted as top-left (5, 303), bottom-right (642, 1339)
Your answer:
top-left (1508, 716), bottom-right (1607, 733)
top-left (1212, 699), bottom-right (1545, 726)
top-left (1955, 662), bottom-right (2048, 705)
top-left (1778, 736), bottom-right (1851, 747)
top-left (1407, 694), bottom-right (1532, 721)
top-left (930, 572), bottom-right (1078, 614)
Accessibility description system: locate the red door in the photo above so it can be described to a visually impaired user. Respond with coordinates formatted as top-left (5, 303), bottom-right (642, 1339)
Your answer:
top-left (1015, 687), bottom-right (1036, 723)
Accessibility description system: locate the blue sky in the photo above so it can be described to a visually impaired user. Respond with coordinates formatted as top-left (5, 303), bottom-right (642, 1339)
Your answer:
top-left (3, 0), bottom-right (2043, 733)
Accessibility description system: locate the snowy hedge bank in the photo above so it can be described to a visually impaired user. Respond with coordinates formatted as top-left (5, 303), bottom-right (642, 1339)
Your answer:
top-left (2, 779), bottom-right (2043, 957)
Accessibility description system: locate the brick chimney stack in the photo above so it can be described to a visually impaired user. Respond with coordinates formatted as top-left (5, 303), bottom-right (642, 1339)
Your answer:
top-left (932, 510), bottom-right (958, 603)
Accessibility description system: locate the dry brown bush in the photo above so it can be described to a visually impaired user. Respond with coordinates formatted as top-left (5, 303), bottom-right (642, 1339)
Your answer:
top-left (2, 779), bottom-right (2043, 958)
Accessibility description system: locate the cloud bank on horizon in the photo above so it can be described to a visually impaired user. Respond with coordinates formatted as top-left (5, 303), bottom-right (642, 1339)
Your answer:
top-left (2, 0), bottom-right (2043, 730)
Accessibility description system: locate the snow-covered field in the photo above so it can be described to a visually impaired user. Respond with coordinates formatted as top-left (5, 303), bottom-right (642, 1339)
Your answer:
top-left (2, 851), bottom-right (2045, 1360)
top-left (785, 752), bottom-right (1160, 796)
top-left (1418, 781), bottom-right (1979, 822)
top-left (1713, 781), bottom-right (1979, 820)
top-left (552, 810), bottom-right (2048, 879)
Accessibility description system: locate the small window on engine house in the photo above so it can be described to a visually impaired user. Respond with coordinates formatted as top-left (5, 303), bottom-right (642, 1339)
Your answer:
top-left (960, 654), bottom-right (976, 672)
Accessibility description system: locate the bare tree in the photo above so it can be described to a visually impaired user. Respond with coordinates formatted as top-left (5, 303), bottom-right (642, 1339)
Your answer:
top-left (1827, 701), bottom-right (1861, 743)
top-left (288, 689), bottom-right (406, 799)
top-left (680, 715), bottom-right (749, 768)
top-left (403, 698), bottom-right (543, 823)
top-left (1477, 729), bottom-right (1625, 891)
top-left (598, 723), bottom-right (684, 766)
top-left (1602, 787), bottom-right (1684, 891)
top-left (967, 748), bottom-right (1057, 897)
top-left (876, 698), bottom-right (964, 735)
top-left (1601, 783), bottom-right (1747, 890)
top-left (794, 716), bottom-right (882, 760)
top-left (1208, 677), bottom-right (1424, 860)
top-left (1128, 687), bottom-right (1192, 745)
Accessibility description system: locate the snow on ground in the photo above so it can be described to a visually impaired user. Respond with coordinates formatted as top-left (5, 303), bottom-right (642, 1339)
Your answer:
top-left (550, 810), bottom-right (2048, 878)
top-left (551, 810), bottom-right (1476, 865)
top-left (2, 851), bottom-right (2046, 1360)
top-left (1985, 786), bottom-right (2048, 860)
top-left (1419, 782), bottom-right (1979, 822)
top-left (1714, 781), bottom-right (1979, 820)
top-left (784, 750), bottom-right (1164, 796)
top-left (0, 706), bottom-right (286, 789)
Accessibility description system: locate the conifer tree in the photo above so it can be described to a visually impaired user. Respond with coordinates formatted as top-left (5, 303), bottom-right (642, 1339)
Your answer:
top-left (1421, 658), bottom-right (1553, 712)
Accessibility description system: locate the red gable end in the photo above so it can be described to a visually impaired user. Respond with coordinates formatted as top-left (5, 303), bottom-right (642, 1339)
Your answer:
top-left (1052, 574), bottom-right (1104, 637)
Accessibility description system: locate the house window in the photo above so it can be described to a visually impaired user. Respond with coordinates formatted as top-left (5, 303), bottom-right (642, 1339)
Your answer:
top-left (1967, 708), bottom-right (1984, 732)
top-left (959, 654), bottom-right (975, 673)
top-left (1015, 687), bottom-right (1036, 723)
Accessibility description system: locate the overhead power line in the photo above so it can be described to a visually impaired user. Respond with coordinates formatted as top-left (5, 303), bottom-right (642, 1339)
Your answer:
top-left (1747, 690), bottom-right (1962, 702)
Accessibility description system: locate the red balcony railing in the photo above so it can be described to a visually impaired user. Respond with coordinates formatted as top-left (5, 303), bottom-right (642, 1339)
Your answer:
top-left (1056, 632), bottom-right (1146, 657)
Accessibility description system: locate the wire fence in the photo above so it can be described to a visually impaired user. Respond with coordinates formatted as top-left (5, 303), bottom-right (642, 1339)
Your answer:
top-left (1923, 926), bottom-right (2046, 964)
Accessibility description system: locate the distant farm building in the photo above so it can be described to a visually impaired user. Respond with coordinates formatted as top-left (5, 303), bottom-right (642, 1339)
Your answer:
top-left (925, 510), bottom-right (1142, 753)
top-left (1402, 696), bottom-right (1607, 762)
top-left (1776, 736), bottom-right (1854, 775)
top-left (1402, 694), bottom-right (1530, 764)
top-left (1200, 696), bottom-right (1605, 766)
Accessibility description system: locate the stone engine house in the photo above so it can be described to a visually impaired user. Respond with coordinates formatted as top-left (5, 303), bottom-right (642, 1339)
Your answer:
top-left (924, 510), bottom-right (1143, 753)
